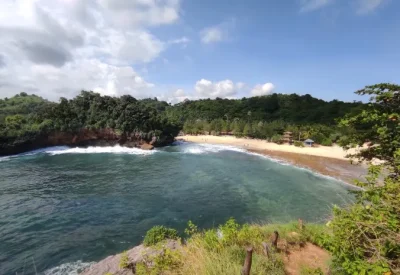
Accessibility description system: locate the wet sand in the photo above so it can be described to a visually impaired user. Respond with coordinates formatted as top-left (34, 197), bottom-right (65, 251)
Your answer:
top-left (249, 148), bottom-right (367, 184)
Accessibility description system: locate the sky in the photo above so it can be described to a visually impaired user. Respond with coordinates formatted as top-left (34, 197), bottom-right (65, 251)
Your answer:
top-left (0, 0), bottom-right (399, 103)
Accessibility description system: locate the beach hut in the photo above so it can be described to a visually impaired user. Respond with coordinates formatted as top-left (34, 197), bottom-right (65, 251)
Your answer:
top-left (282, 131), bottom-right (293, 144)
top-left (304, 139), bottom-right (314, 147)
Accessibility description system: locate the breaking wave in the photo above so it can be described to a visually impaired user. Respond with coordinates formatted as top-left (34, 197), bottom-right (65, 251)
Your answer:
top-left (181, 143), bottom-right (247, 154)
top-left (46, 145), bottom-right (156, 155)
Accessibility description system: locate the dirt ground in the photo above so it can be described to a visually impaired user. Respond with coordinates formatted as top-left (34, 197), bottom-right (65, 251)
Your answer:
top-left (284, 243), bottom-right (331, 275)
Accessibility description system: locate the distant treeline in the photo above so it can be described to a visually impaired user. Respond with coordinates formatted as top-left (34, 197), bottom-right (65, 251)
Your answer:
top-left (0, 92), bottom-right (365, 150)
top-left (161, 94), bottom-right (365, 145)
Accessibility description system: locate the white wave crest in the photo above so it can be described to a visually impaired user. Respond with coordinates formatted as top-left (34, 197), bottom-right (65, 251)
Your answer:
top-left (0, 156), bottom-right (10, 162)
top-left (182, 143), bottom-right (247, 154)
top-left (44, 260), bottom-right (94, 275)
top-left (46, 145), bottom-right (156, 156)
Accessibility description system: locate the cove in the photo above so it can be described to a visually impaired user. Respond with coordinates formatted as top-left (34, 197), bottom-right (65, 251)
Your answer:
top-left (0, 142), bottom-right (353, 275)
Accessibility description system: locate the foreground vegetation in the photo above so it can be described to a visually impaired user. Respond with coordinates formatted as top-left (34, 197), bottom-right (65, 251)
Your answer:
top-left (120, 219), bottom-right (329, 275)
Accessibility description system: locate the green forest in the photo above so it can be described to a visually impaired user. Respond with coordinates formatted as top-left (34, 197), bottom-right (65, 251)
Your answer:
top-left (164, 94), bottom-right (364, 145)
top-left (0, 91), bottom-right (180, 155)
top-left (0, 92), bottom-right (364, 154)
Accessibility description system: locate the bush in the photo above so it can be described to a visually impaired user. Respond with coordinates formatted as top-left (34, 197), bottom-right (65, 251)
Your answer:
top-left (136, 248), bottom-right (183, 275)
top-left (119, 251), bottom-right (130, 269)
top-left (294, 141), bottom-right (305, 147)
top-left (271, 134), bottom-right (282, 144)
top-left (320, 138), bottom-right (333, 146)
top-left (143, 225), bottom-right (179, 246)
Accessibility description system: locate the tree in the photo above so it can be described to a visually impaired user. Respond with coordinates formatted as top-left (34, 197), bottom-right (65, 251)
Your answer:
top-left (331, 84), bottom-right (400, 274)
top-left (340, 83), bottom-right (400, 175)
top-left (243, 123), bottom-right (252, 136)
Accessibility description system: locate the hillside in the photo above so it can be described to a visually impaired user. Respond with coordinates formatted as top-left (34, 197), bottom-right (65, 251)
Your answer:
top-left (81, 219), bottom-right (331, 275)
top-left (0, 91), bottom-right (180, 156)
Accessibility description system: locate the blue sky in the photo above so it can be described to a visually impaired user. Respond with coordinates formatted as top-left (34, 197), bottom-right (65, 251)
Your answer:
top-left (0, 0), bottom-right (399, 102)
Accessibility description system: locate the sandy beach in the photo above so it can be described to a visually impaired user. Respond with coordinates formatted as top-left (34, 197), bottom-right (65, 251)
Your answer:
top-left (179, 135), bottom-right (367, 184)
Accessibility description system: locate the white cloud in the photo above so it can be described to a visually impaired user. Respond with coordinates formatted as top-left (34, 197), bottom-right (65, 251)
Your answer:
top-left (356, 0), bottom-right (387, 14)
top-left (98, 0), bottom-right (181, 27)
top-left (200, 19), bottom-right (235, 44)
top-left (174, 89), bottom-right (185, 97)
top-left (200, 27), bottom-right (223, 44)
top-left (251, 83), bottom-right (275, 97)
top-left (299, 0), bottom-right (333, 12)
top-left (168, 37), bottom-right (190, 45)
top-left (194, 79), bottom-right (242, 98)
top-left (0, 0), bottom-right (182, 100)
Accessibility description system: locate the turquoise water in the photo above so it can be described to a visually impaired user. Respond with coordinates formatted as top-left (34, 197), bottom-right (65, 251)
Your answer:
top-left (0, 142), bottom-right (353, 274)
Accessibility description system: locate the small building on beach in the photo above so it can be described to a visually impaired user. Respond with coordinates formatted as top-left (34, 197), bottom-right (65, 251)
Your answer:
top-left (304, 139), bottom-right (315, 147)
top-left (282, 131), bottom-right (293, 144)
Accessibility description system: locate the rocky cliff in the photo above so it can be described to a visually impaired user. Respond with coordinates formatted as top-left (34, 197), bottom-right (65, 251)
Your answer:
top-left (0, 128), bottom-right (175, 156)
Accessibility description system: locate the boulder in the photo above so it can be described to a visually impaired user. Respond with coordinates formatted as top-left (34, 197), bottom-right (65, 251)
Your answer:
top-left (81, 240), bottom-right (180, 275)
top-left (140, 143), bottom-right (154, 150)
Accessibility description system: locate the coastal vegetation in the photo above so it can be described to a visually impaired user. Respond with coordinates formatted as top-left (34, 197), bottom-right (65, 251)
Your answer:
top-left (165, 93), bottom-right (364, 145)
top-left (0, 91), bottom-right (180, 155)
top-left (0, 92), bottom-right (364, 155)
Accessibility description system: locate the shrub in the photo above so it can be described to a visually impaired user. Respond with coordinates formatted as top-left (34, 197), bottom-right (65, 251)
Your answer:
top-left (271, 134), bottom-right (282, 144)
top-left (320, 138), bottom-right (333, 146)
top-left (143, 225), bottom-right (179, 246)
top-left (136, 248), bottom-right (183, 275)
top-left (294, 141), bottom-right (305, 147)
top-left (218, 218), bottom-right (240, 245)
top-left (300, 266), bottom-right (324, 275)
top-left (184, 220), bottom-right (198, 236)
top-left (119, 251), bottom-right (129, 269)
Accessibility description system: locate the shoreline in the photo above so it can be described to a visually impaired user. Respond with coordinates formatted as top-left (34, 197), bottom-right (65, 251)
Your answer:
top-left (179, 135), bottom-right (367, 184)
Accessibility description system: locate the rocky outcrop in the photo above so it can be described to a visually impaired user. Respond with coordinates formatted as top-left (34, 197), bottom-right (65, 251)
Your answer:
top-left (0, 128), bottom-right (175, 156)
top-left (81, 240), bottom-right (181, 275)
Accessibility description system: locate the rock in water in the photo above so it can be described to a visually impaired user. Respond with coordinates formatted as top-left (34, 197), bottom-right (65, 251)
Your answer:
top-left (140, 143), bottom-right (154, 150)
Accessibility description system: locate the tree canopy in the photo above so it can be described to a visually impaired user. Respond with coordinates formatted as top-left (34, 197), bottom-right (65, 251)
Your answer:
top-left (331, 83), bottom-right (400, 274)
top-left (0, 91), bottom-right (180, 155)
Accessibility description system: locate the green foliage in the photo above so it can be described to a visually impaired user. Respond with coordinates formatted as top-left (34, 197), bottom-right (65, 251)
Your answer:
top-left (0, 91), bottom-right (180, 155)
top-left (294, 140), bottom-right (305, 147)
top-left (166, 93), bottom-right (362, 125)
top-left (184, 220), bottom-right (198, 236)
top-left (271, 134), bottom-right (282, 144)
top-left (136, 248), bottom-right (183, 275)
top-left (300, 266), bottom-right (324, 275)
top-left (339, 83), bottom-right (400, 167)
top-left (218, 217), bottom-right (240, 245)
top-left (332, 83), bottom-right (400, 274)
top-left (119, 251), bottom-right (129, 269)
top-left (143, 225), bottom-right (179, 246)
top-left (320, 138), bottom-right (333, 146)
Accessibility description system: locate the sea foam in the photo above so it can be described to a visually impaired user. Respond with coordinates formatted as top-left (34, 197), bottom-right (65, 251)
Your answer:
top-left (43, 260), bottom-right (94, 275)
top-left (46, 145), bottom-right (156, 156)
top-left (181, 143), bottom-right (247, 154)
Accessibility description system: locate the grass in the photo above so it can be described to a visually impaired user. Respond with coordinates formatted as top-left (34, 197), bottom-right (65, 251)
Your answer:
top-left (125, 219), bottom-right (333, 275)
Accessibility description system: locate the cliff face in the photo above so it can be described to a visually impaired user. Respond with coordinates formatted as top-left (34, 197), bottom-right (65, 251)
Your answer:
top-left (0, 128), bottom-right (175, 156)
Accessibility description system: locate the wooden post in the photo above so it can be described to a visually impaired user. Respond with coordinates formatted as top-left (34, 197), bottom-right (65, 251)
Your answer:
top-left (272, 231), bottom-right (279, 249)
top-left (241, 247), bottom-right (253, 275)
top-left (298, 219), bottom-right (303, 231)
top-left (262, 242), bottom-right (270, 258)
